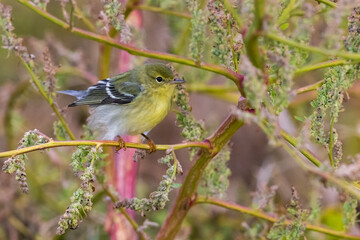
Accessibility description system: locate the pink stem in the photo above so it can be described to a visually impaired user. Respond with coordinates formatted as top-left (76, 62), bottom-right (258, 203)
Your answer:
top-left (105, 8), bottom-right (143, 240)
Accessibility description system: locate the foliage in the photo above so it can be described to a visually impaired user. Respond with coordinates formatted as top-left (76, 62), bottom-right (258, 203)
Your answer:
top-left (186, 0), bottom-right (207, 62)
top-left (57, 166), bottom-right (95, 235)
top-left (343, 196), bottom-right (359, 231)
top-left (268, 187), bottom-right (309, 240)
top-left (114, 151), bottom-right (182, 215)
top-left (2, 130), bottom-right (49, 193)
top-left (175, 84), bottom-right (206, 160)
top-left (99, 0), bottom-right (132, 43)
top-left (200, 145), bottom-right (231, 198)
top-left (1, 0), bottom-right (360, 239)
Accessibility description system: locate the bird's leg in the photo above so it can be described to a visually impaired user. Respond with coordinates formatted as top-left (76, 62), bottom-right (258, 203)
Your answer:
top-left (116, 135), bottom-right (127, 152)
top-left (141, 133), bottom-right (156, 153)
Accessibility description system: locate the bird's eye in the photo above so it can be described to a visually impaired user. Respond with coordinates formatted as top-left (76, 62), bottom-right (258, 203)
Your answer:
top-left (156, 76), bottom-right (163, 83)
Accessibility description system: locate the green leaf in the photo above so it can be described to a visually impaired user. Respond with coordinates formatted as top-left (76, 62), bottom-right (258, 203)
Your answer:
top-left (280, 23), bottom-right (289, 31)
top-left (294, 116), bottom-right (305, 122)
top-left (172, 183), bottom-right (182, 189)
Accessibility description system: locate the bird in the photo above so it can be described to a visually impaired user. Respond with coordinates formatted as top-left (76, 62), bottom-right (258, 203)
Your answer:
top-left (58, 63), bottom-right (185, 152)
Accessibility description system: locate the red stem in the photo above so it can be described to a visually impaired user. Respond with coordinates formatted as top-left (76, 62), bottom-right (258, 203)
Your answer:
top-left (156, 104), bottom-right (245, 240)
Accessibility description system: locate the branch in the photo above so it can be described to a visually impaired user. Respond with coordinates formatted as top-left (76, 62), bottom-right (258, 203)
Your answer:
top-left (222, 0), bottom-right (243, 28)
top-left (281, 140), bottom-right (360, 200)
top-left (4, 81), bottom-right (30, 149)
top-left (244, 0), bottom-right (265, 69)
top-left (294, 59), bottom-right (347, 76)
top-left (73, 2), bottom-right (96, 32)
top-left (195, 196), bottom-right (360, 240)
top-left (280, 130), bottom-right (322, 167)
top-left (264, 32), bottom-right (360, 61)
top-left (316, 0), bottom-right (337, 8)
top-left (295, 80), bottom-right (324, 95)
top-left (156, 100), bottom-right (246, 240)
top-left (14, 0), bottom-right (244, 90)
top-left (134, 5), bottom-right (191, 19)
top-left (328, 116), bottom-right (336, 167)
top-left (0, 140), bottom-right (211, 158)
top-left (187, 81), bottom-right (325, 104)
top-left (20, 58), bottom-right (76, 140)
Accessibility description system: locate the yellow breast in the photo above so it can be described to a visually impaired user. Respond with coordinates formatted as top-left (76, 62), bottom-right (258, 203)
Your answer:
top-left (123, 85), bottom-right (176, 135)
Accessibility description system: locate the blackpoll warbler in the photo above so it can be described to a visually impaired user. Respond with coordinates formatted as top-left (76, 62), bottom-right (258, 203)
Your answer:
top-left (59, 63), bottom-right (184, 151)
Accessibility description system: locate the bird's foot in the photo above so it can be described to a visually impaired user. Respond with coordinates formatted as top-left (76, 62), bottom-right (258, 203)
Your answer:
top-left (116, 136), bottom-right (127, 152)
top-left (141, 133), bottom-right (157, 153)
top-left (147, 139), bottom-right (157, 153)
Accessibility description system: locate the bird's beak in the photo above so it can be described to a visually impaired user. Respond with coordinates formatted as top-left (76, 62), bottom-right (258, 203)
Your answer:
top-left (171, 78), bottom-right (185, 84)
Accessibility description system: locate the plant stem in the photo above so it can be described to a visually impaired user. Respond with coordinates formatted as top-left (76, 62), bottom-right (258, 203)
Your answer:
top-left (228, 20), bottom-right (239, 72)
top-left (0, 140), bottom-right (211, 158)
top-left (187, 82), bottom-right (323, 103)
top-left (68, 0), bottom-right (74, 31)
top-left (173, 22), bottom-right (191, 54)
top-left (281, 141), bottom-right (360, 200)
top-left (328, 116), bottom-right (335, 167)
top-left (222, 0), bottom-right (243, 28)
top-left (15, 0), bottom-right (244, 90)
top-left (195, 196), bottom-right (360, 240)
top-left (294, 59), bottom-right (347, 76)
top-left (316, 0), bottom-right (337, 8)
top-left (134, 5), bottom-right (191, 19)
top-left (124, 0), bottom-right (141, 19)
top-left (9, 215), bottom-right (32, 237)
top-left (73, 2), bottom-right (95, 32)
top-left (186, 84), bottom-right (238, 94)
top-left (280, 129), bottom-right (322, 167)
top-left (295, 80), bottom-right (324, 94)
top-left (4, 81), bottom-right (30, 149)
top-left (166, 151), bottom-right (179, 192)
top-left (262, 118), bottom-right (322, 167)
top-left (156, 103), bottom-right (245, 240)
top-left (20, 58), bottom-right (76, 140)
top-left (244, 0), bottom-right (265, 69)
top-left (265, 32), bottom-right (360, 61)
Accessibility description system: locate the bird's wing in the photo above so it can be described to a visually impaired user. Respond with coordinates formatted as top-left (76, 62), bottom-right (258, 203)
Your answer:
top-left (65, 72), bottom-right (144, 107)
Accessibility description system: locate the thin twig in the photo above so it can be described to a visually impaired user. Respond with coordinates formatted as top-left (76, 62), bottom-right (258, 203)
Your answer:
top-left (265, 32), bottom-right (360, 61)
top-left (222, 0), bottom-right (243, 28)
top-left (295, 80), bottom-right (324, 94)
top-left (19, 59), bottom-right (76, 140)
top-left (4, 81), bottom-right (30, 149)
top-left (281, 141), bottom-right (360, 200)
top-left (134, 5), bottom-right (191, 19)
top-left (316, 0), bottom-right (337, 8)
top-left (68, 0), bottom-right (74, 31)
top-left (244, 0), bottom-right (265, 69)
top-left (195, 196), bottom-right (360, 240)
top-left (227, 20), bottom-right (239, 72)
top-left (294, 59), bottom-right (348, 76)
top-left (280, 130), bottom-right (322, 167)
top-left (328, 116), bottom-right (336, 167)
top-left (0, 140), bottom-right (211, 158)
top-left (73, 2), bottom-right (96, 32)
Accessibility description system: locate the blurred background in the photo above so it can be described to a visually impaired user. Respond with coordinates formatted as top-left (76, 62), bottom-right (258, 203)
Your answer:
top-left (1, 0), bottom-right (360, 239)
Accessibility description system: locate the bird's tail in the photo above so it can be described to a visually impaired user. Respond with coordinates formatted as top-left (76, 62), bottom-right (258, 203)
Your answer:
top-left (57, 90), bottom-right (87, 107)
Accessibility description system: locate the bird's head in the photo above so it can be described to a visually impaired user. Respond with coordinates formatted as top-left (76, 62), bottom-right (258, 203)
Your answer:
top-left (141, 63), bottom-right (185, 90)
